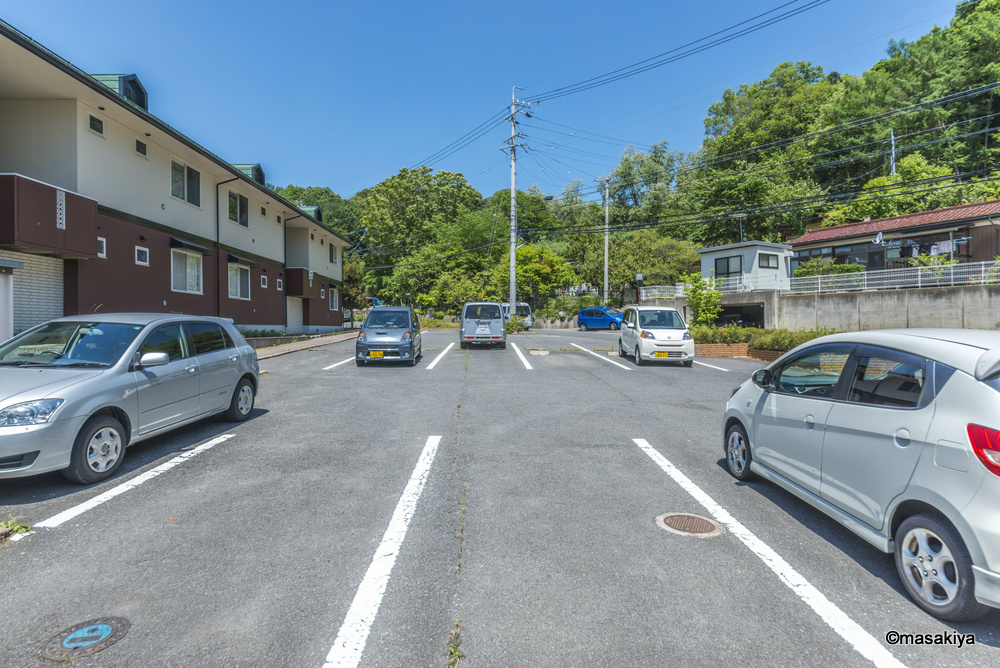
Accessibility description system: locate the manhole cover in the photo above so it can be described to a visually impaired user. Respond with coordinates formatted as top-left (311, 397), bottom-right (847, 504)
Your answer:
top-left (655, 513), bottom-right (723, 538)
top-left (40, 618), bottom-right (130, 661)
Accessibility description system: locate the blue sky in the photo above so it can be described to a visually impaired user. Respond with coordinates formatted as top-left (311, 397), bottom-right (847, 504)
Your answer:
top-left (0, 0), bottom-right (965, 201)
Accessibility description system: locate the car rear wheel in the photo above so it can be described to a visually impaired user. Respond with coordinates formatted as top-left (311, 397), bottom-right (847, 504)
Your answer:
top-left (725, 423), bottom-right (754, 480)
top-left (634, 346), bottom-right (644, 366)
top-left (579, 323), bottom-right (588, 331)
top-left (499, 341), bottom-right (507, 350)
top-left (609, 322), bottom-right (618, 331)
top-left (895, 514), bottom-right (990, 621)
top-left (64, 415), bottom-right (125, 484)
top-left (225, 377), bottom-right (255, 422)
top-left (460, 341), bottom-right (468, 350)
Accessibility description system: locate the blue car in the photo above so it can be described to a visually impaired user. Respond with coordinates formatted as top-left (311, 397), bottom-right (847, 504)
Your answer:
top-left (577, 306), bottom-right (624, 331)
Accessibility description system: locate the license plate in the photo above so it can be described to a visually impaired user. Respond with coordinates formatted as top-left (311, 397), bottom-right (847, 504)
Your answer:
top-left (653, 352), bottom-right (671, 358)
top-left (370, 351), bottom-right (383, 359)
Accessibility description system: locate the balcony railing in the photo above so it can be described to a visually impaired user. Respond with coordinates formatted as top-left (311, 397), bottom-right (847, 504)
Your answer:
top-left (639, 260), bottom-right (1000, 301)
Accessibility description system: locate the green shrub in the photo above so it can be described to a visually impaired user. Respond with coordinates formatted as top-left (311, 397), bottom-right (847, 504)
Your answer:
top-left (793, 257), bottom-right (865, 277)
top-left (506, 317), bottom-right (526, 334)
top-left (690, 325), bottom-right (833, 351)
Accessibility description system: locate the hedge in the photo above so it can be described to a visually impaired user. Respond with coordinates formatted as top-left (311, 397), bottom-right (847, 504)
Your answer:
top-left (690, 324), bottom-right (834, 352)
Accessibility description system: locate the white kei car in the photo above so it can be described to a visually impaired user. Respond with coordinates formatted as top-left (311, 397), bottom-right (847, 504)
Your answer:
top-left (618, 306), bottom-right (694, 366)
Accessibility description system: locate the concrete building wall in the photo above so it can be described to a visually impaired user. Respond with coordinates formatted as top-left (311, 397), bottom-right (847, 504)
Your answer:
top-left (0, 248), bottom-right (63, 333)
top-left (0, 100), bottom-right (77, 190)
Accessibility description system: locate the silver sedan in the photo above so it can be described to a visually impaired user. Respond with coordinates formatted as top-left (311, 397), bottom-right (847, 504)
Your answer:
top-left (0, 313), bottom-right (259, 484)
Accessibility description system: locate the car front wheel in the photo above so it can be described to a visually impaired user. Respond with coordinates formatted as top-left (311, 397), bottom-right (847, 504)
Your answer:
top-left (634, 346), bottom-right (644, 366)
top-left (64, 415), bottom-right (125, 484)
top-left (225, 377), bottom-right (255, 422)
top-left (895, 514), bottom-right (990, 621)
top-left (725, 423), bottom-right (754, 480)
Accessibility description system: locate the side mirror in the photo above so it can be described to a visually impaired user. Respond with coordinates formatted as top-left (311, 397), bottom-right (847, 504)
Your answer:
top-left (137, 352), bottom-right (170, 369)
top-left (626, 321), bottom-right (635, 330)
top-left (752, 369), bottom-right (773, 391)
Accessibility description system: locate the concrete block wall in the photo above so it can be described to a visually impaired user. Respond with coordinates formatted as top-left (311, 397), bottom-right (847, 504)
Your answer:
top-left (0, 249), bottom-right (63, 333)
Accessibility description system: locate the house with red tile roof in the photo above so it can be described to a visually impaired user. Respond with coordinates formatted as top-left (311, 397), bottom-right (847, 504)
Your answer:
top-left (788, 200), bottom-right (1000, 272)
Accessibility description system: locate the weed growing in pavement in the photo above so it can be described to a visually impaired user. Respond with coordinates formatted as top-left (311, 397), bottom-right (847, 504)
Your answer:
top-left (448, 620), bottom-right (464, 667)
top-left (1, 516), bottom-right (31, 542)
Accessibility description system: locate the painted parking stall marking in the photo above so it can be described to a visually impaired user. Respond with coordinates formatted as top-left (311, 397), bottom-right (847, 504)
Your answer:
top-left (324, 435), bottom-right (442, 668)
top-left (324, 357), bottom-right (356, 371)
top-left (510, 342), bottom-right (533, 370)
top-left (425, 342), bottom-right (454, 370)
top-left (11, 434), bottom-right (235, 541)
top-left (632, 438), bottom-right (908, 668)
top-left (571, 343), bottom-right (632, 370)
top-left (693, 360), bottom-right (729, 371)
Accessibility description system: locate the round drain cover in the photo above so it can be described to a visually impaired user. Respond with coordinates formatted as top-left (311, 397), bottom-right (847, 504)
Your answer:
top-left (40, 618), bottom-right (130, 661)
top-left (655, 513), bottom-right (723, 538)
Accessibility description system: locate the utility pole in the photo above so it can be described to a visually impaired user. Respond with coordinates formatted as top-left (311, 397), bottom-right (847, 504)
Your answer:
top-left (603, 176), bottom-right (610, 305)
top-left (890, 129), bottom-right (897, 175)
top-left (504, 87), bottom-right (530, 319)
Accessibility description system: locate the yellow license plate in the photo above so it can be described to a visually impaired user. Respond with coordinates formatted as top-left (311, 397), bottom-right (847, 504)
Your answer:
top-left (653, 352), bottom-right (671, 358)
top-left (370, 351), bottom-right (383, 359)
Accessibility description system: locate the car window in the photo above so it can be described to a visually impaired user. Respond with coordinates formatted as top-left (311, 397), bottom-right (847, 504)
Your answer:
top-left (0, 321), bottom-right (143, 367)
top-left (774, 347), bottom-right (852, 398)
top-left (604, 307), bottom-right (622, 317)
top-left (468, 304), bottom-right (501, 320)
top-left (139, 324), bottom-right (188, 362)
top-left (186, 322), bottom-right (228, 354)
top-left (366, 310), bottom-right (410, 328)
top-left (638, 310), bottom-right (685, 329)
top-left (516, 304), bottom-right (531, 317)
top-left (847, 347), bottom-right (927, 408)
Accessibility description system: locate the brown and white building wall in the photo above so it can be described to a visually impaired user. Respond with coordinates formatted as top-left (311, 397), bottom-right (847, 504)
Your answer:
top-left (0, 20), bottom-right (352, 336)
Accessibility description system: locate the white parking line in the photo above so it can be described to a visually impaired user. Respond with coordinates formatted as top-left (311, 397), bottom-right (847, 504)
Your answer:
top-left (324, 435), bottom-right (442, 668)
top-left (632, 439), bottom-right (906, 668)
top-left (324, 357), bottom-right (356, 370)
top-left (571, 343), bottom-right (632, 370)
top-left (425, 342), bottom-right (454, 370)
top-left (693, 360), bottom-right (729, 371)
top-left (510, 342), bottom-right (533, 370)
top-left (11, 434), bottom-right (236, 542)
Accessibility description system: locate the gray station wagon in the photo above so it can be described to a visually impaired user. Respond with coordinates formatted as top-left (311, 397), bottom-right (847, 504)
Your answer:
top-left (724, 329), bottom-right (1000, 621)
top-left (0, 313), bottom-right (259, 484)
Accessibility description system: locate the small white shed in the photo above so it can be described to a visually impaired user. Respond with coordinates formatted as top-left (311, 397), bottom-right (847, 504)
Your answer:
top-left (697, 241), bottom-right (793, 291)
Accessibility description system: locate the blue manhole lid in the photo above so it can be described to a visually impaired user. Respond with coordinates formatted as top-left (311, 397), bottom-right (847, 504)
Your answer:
top-left (40, 618), bottom-right (130, 661)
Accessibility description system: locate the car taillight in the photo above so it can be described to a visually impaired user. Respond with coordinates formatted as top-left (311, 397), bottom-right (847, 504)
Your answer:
top-left (967, 424), bottom-right (1000, 477)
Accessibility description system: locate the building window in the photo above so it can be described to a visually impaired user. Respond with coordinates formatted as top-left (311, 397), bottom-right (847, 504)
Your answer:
top-left (228, 264), bottom-right (251, 300)
top-left (276, 278), bottom-right (283, 291)
top-left (171, 249), bottom-right (203, 294)
top-left (329, 244), bottom-right (338, 264)
top-left (260, 274), bottom-right (268, 289)
top-left (260, 206), bottom-right (266, 217)
top-left (277, 215), bottom-right (282, 226)
top-left (135, 139), bottom-right (147, 157)
top-left (759, 253), bottom-right (779, 269)
top-left (89, 115), bottom-right (104, 136)
top-left (330, 289), bottom-right (338, 311)
top-left (97, 237), bottom-right (107, 259)
top-left (320, 289), bottom-right (325, 298)
top-left (171, 160), bottom-right (201, 206)
top-left (228, 191), bottom-right (249, 228)
top-left (714, 256), bottom-right (741, 278)
top-left (135, 246), bottom-right (150, 266)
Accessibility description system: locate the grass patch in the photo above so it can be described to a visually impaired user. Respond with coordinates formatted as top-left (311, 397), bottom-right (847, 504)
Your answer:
top-left (448, 620), bottom-right (464, 667)
top-left (1, 516), bottom-right (31, 542)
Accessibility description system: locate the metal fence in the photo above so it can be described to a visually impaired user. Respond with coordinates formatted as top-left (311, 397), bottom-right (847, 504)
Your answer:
top-left (639, 260), bottom-right (1000, 300)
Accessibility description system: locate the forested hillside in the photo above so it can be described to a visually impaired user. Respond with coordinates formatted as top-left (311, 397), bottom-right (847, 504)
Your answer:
top-left (276, 0), bottom-right (1000, 309)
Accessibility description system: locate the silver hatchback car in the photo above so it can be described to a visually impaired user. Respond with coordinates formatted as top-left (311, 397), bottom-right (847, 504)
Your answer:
top-left (724, 329), bottom-right (1000, 621)
top-left (0, 313), bottom-right (259, 484)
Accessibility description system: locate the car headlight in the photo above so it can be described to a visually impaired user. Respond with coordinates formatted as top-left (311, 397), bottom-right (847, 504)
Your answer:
top-left (0, 399), bottom-right (64, 426)
top-left (683, 331), bottom-right (692, 340)
top-left (641, 330), bottom-right (656, 339)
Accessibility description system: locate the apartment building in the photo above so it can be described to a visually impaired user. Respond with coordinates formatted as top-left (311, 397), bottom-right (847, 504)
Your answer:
top-left (0, 20), bottom-right (351, 337)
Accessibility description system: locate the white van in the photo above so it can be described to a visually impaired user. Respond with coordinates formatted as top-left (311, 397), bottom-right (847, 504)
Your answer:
top-left (501, 302), bottom-right (533, 329)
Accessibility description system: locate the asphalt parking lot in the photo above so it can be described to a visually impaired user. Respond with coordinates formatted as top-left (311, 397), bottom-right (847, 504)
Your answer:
top-left (1, 328), bottom-right (997, 667)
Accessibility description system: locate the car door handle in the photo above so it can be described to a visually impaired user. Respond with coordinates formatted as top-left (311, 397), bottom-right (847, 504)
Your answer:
top-left (185, 364), bottom-right (198, 373)
top-left (894, 428), bottom-right (911, 447)
top-left (804, 415), bottom-right (815, 429)
top-left (229, 355), bottom-right (239, 361)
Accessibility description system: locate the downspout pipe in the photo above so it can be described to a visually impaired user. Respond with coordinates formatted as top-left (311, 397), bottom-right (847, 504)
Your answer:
top-left (282, 213), bottom-right (303, 333)
top-left (216, 177), bottom-right (239, 316)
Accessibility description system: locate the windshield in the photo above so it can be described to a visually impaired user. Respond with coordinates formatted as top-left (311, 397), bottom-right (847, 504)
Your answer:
top-left (602, 307), bottom-right (622, 316)
top-left (365, 310), bottom-right (410, 328)
top-left (638, 310), bottom-right (685, 329)
top-left (466, 304), bottom-right (502, 320)
top-left (0, 321), bottom-right (144, 367)
top-left (515, 304), bottom-right (531, 317)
